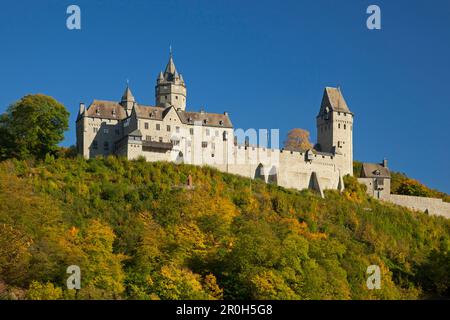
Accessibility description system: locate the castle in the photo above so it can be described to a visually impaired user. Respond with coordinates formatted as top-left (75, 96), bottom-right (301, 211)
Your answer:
top-left (76, 53), bottom-right (354, 195)
top-left (75, 53), bottom-right (450, 218)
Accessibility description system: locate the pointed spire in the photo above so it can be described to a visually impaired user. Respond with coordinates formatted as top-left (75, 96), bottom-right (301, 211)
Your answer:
top-left (121, 84), bottom-right (135, 102)
top-left (158, 71), bottom-right (164, 81)
top-left (165, 55), bottom-right (177, 75)
top-left (164, 46), bottom-right (177, 75)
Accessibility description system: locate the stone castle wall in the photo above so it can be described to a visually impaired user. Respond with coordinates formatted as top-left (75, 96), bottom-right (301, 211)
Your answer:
top-left (137, 140), bottom-right (346, 193)
top-left (385, 194), bottom-right (450, 219)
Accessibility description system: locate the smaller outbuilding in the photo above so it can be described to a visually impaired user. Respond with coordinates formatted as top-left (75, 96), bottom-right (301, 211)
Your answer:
top-left (357, 159), bottom-right (391, 199)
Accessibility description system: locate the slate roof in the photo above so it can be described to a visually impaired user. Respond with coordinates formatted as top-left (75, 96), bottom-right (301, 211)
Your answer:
top-left (179, 110), bottom-right (233, 128)
top-left (85, 100), bottom-right (128, 120)
top-left (360, 162), bottom-right (391, 178)
top-left (134, 105), bottom-right (165, 120)
top-left (121, 86), bottom-right (135, 102)
top-left (319, 87), bottom-right (351, 114)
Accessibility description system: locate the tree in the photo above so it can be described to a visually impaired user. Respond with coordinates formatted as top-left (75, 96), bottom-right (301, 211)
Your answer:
top-left (283, 128), bottom-right (313, 151)
top-left (396, 179), bottom-right (430, 197)
top-left (0, 94), bottom-right (69, 160)
top-left (25, 281), bottom-right (62, 300)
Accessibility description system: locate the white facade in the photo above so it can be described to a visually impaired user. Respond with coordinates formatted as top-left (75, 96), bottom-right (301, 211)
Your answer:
top-left (76, 54), bottom-right (355, 194)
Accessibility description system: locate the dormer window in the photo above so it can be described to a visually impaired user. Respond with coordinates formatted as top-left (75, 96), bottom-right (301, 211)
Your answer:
top-left (112, 109), bottom-right (116, 116)
top-left (203, 119), bottom-right (207, 125)
top-left (96, 109), bottom-right (100, 115)
top-left (219, 120), bottom-right (223, 126)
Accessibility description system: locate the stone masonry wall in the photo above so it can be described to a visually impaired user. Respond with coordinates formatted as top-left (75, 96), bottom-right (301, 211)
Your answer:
top-left (386, 194), bottom-right (450, 219)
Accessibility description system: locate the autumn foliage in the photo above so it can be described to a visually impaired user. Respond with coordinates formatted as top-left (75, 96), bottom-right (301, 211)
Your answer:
top-left (0, 157), bottom-right (449, 300)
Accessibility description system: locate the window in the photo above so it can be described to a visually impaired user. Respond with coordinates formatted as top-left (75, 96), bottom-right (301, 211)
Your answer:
top-left (202, 141), bottom-right (208, 148)
top-left (145, 122), bottom-right (149, 129)
top-left (173, 140), bottom-right (180, 146)
top-left (344, 124), bottom-right (346, 130)
top-left (167, 125), bottom-right (171, 132)
top-left (338, 124), bottom-right (340, 129)
top-left (211, 142), bottom-right (215, 150)
top-left (176, 126), bottom-right (180, 133)
top-left (93, 127), bottom-right (98, 133)
top-left (104, 128), bottom-right (109, 134)
top-left (175, 96), bottom-right (178, 100)
top-left (92, 140), bottom-right (98, 150)
top-left (206, 128), bottom-right (210, 136)
top-left (146, 135), bottom-right (151, 141)
top-left (190, 128), bottom-right (194, 135)
top-left (156, 123), bottom-right (160, 131)
top-left (159, 137), bottom-right (163, 142)
top-left (104, 141), bottom-right (109, 150)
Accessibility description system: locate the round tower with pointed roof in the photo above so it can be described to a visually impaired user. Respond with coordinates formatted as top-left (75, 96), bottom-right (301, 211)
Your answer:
top-left (155, 51), bottom-right (187, 110)
top-left (120, 84), bottom-right (136, 116)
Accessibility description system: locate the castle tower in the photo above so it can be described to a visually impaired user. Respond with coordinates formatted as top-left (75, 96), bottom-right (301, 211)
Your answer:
top-left (120, 84), bottom-right (136, 116)
top-left (155, 51), bottom-right (187, 110)
top-left (316, 87), bottom-right (353, 176)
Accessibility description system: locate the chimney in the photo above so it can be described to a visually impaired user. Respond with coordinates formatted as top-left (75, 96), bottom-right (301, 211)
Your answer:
top-left (224, 111), bottom-right (228, 116)
top-left (382, 158), bottom-right (388, 168)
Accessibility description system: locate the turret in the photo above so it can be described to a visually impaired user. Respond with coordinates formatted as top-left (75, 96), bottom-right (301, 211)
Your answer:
top-left (120, 85), bottom-right (135, 116)
top-left (155, 51), bottom-right (187, 110)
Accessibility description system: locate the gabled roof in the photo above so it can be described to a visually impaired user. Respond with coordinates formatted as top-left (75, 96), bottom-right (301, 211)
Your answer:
top-left (85, 100), bottom-right (127, 120)
top-left (319, 87), bottom-right (351, 115)
top-left (360, 162), bottom-right (390, 178)
top-left (178, 110), bottom-right (233, 128)
top-left (133, 104), bottom-right (233, 128)
top-left (134, 104), bottom-right (165, 120)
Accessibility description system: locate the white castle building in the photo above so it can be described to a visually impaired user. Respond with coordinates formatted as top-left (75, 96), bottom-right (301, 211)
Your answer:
top-left (76, 53), bottom-right (355, 194)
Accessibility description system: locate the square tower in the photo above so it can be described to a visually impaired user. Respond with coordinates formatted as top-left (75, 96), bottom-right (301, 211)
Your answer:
top-left (155, 53), bottom-right (187, 110)
top-left (316, 87), bottom-right (353, 176)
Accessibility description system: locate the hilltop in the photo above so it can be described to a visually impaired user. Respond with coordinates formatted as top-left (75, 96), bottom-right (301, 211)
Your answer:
top-left (0, 156), bottom-right (449, 300)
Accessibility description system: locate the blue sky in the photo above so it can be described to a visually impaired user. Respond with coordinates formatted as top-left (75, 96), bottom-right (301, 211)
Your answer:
top-left (0, 0), bottom-right (449, 192)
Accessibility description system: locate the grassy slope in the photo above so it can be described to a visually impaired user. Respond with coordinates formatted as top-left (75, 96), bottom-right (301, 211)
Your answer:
top-left (0, 156), bottom-right (449, 300)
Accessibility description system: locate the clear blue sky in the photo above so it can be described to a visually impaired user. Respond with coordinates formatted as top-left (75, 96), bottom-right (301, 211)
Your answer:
top-left (0, 0), bottom-right (449, 192)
